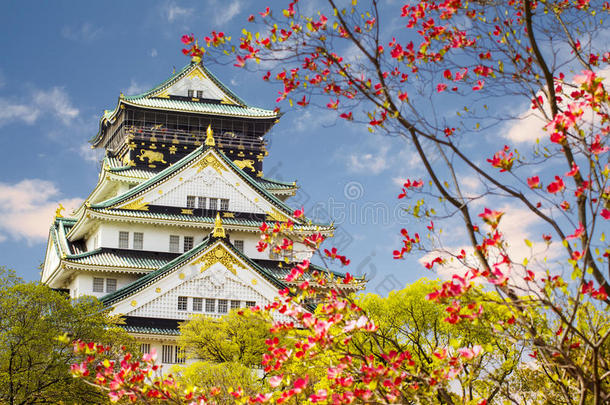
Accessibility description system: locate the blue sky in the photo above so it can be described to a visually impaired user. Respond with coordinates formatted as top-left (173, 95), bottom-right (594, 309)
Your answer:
top-left (0, 1), bottom-right (424, 293)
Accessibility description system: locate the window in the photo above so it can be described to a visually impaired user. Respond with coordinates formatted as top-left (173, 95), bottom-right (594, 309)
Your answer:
top-left (93, 277), bottom-right (104, 293)
top-left (230, 300), bottom-right (241, 310)
top-left (184, 236), bottom-right (194, 252)
top-left (193, 297), bottom-right (203, 312)
top-left (178, 296), bottom-right (188, 311)
top-left (133, 232), bottom-right (143, 250)
top-left (186, 195), bottom-right (196, 209)
top-left (208, 198), bottom-right (218, 210)
top-left (175, 346), bottom-right (185, 364)
top-left (140, 343), bottom-right (151, 354)
top-left (218, 299), bottom-right (228, 314)
top-left (162, 345), bottom-right (174, 364)
top-left (187, 89), bottom-right (194, 97)
top-left (197, 197), bottom-right (206, 209)
top-left (119, 231), bottom-right (129, 249)
top-left (220, 198), bottom-right (229, 211)
top-left (106, 278), bottom-right (117, 293)
top-left (196, 90), bottom-right (203, 98)
top-left (234, 240), bottom-right (244, 252)
top-left (245, 301), bottom-right (256, 308)
top-left (169, 235), bottom-right (180, 253)
top-left (205, 298), bottom-right (216, 312)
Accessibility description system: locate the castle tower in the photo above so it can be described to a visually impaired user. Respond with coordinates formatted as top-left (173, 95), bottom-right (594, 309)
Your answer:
top-left (41, 61), bottom-right (352, 364)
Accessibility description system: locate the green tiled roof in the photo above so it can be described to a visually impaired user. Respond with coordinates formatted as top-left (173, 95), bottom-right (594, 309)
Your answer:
top-left (89, 207), bottom-right (331, 231)
top-left (101, 236), bottom-right (289, 307)
top-left (64, 248), bottom-right (172, 270)
top-left (121, 98), bottom-right (277, 118)
top-left (255, 261), bottom-right (347, 281)
top-left (121, 325), bottom-right (179, 335)
top-left (125, 62), bottom-right (249, 107)
top-left (91, 146), bottom-right (307, 223)
top-left (93, 62), bottom-right (278, 145)
top-left (256, 178), bottom-right (297, 190)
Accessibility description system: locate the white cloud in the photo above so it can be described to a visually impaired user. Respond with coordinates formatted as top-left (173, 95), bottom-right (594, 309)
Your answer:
top-left (77, 143), bottom-right (102, 163)
top-left (215, 1), bottom-right (241, 25)
top-left (347, 144), bottom-right (390, 174)
top-left (505, 67), bottom-right (610, 143)
top-left (150, 48), bottom-right (158, 57)
top-left (60, 22), bottom-right (102, 42)
top-left (0, 179), bottom-right (82, 244)
top-left (32, 87), bottom-right (79, 125)
top-left (0, 86), bottom-right (78, 127)
top-left (125, 80), bottom-right (148, 96)
top-left (166, 3), bottom-right (192, 22)
top-left (0, 99), bottom-right (39, 125)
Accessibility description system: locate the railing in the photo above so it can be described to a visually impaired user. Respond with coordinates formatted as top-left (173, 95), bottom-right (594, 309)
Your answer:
top-left (107, 124), bottom-right (266, 152)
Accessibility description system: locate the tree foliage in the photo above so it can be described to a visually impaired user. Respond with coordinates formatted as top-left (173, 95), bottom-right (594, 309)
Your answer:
top-left (73, 0), bottom-right (610, 403)
top-left (0, 267), bottom-right (133, 405)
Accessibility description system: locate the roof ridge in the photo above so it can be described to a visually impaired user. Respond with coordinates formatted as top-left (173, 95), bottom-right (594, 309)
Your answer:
top-left (101, 235), bottom-right (289, 307)
top-left (101, 235), bottom-right (213, 305)
top-left (91, 145), bottom-right (206, 208)
top-left (91, 146), bottom-right (306, 223)
top-left (123, 63), bottom-right (192, 100)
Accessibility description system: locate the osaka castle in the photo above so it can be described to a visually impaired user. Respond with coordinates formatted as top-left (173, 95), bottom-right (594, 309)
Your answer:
top-left (41, 60), bottom-right (356, 364)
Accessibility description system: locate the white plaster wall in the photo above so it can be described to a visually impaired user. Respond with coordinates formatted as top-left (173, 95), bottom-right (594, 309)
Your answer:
top-left (42, 239), bottom-right (60, 283)
top-left (70, 272), bottom-right (141, 299)
top-left (166, 72), bottom-right (226, 100)
top-left (128, 262), bottom-right (269, 320)
top-left (145, 166), bottom-right (264, 214)
top-left (98, 222), bottom-right (208, 253)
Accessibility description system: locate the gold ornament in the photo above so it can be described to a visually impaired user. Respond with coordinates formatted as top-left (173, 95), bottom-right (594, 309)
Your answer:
top-left (213, 212), bottom-right (226, 238)
top-left (205, 124), bottom-right (215, 146)
top-left (191, 244), bottom-right (246, 275)
top-left (118, 197), bottom-right (149, 211)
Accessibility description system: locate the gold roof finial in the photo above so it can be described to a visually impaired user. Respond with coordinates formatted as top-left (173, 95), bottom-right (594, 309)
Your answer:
top-left (205, 124), bottom-right (215, 146)
top-left (213, 212), bottom-right (226, 238)
top-left (55, 203), bottom-right (65, 218)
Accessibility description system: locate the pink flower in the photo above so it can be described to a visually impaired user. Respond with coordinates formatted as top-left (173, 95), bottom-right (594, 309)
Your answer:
top-left (268, 375), bottom-right (283, 388)
top-left (527, 176), bottom-right (540, 188)
top-left (546, 176), bottom-right (565, 194)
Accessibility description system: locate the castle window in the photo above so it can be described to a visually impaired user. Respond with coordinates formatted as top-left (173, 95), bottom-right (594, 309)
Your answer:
top-left (193, 297), bottom-right (203, 312)
top-left (197, 197), bottom-right (206, 209)
top-left (220, 199), bottom-right (229, 211)
top-left (169, 235), bottom-right (180, 253)
top-left (162, 345), bottom-right (174, 363)
top-left (175, 346), bottom-right (185, 364)
top-left (133, 232), bottom-right (144, 250)
top-left (205, 298), bottom-right (216, 312)
top-left (106, 278), bottom-right (117, 293)
top-left (230, 300), bottom-right (241, 310)
top-left (140, 343), bottom-right (150, 354)
top-left (218, 299), bottom-right (228, 314)
top-left (187, 89), bottom-right (194, 97)
top-left (208, 198), bottom-right (218, 211)
top-left (245, 301), bottom-right (256, 308)
top-left (119, 231), bottom-right (129, 249)
top-left (234, 240), bottom-right (244, 252)
top-left (186, 196), bottom-right (196, 209)
top-left (93, 277), bottom-right (104, 293)
top-left (183, 236), bottom-right (194, 252)
top-left (196, 90), bottom-right (203, 98)
top-left (177, 296), bottom-right (188, 311)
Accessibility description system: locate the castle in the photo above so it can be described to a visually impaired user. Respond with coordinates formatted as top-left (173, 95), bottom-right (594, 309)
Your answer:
top-left (41, 60), bottom-right (354, 363)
